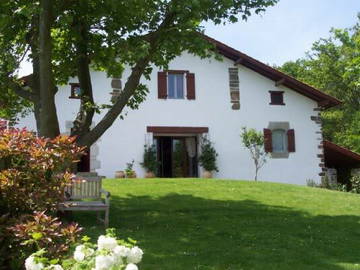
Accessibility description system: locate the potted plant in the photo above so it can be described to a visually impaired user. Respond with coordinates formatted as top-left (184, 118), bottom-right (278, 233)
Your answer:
top-left (198, 137), bottom-right (218, 178)
top-left (140, 144), bottom-right (158, 178)
top-left (114, 170), bottom-right (125, 178)
top-left (125, 160), bottom-right (136, 178)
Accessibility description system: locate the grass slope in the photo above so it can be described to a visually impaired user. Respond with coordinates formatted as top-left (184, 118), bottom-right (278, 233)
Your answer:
top-left (75, 179), bottom-right (360, 270)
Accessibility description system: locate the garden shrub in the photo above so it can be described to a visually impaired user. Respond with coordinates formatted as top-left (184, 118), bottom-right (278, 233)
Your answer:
top-left (0, 129), bottom-right (84, 269)
top-left (198, 137), bottom-right (218, 172)
top-left (24, 229), bottom-right (143, 270)
top-left (350, 175), bottom-right (360, 193)
top-left (140, 144), bottom-right (158, 174)
top-left (0, 128), bottom-right (84, 215)
top-left (10, 212), bottom-right (82, 261)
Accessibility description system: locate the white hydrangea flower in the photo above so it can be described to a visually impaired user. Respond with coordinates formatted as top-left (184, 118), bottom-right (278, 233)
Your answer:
top-left (127, 246), bottom-right (143, 264)
top-left (125, 263), bottom-right (138, 270)
top-left (95, 255), bottom-right (115, 270)
top-left (113, 245), bottom-right (130, 258)
top-left (25, 256), bottom-right (44, 270)
top-left (97, 235), bottom-right (118, 250)
top-left (73, 249), bottom-right (85, 262)
top-left (50, 265), bottom-right (63, 270)
top-left (74, 244), bottom-right (94, 262)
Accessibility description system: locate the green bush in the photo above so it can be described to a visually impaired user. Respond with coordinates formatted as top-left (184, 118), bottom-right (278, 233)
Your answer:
top-left (140, 144), bottom-right (158, 174)
top-left (125, 160), bottom-right (135, 178)
top-left (350, 175), bottom-right (360, 193)
top-left (198, 137), bottom-right (218, 172)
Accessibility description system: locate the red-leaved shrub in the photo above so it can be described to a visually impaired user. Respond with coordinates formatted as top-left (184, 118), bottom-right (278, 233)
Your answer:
top-left (0, 128), bottom-right (84, 269)
top-left (9, 211), bottom-right (82, 259)
top-left (0, 128), bottom-right (84, 215)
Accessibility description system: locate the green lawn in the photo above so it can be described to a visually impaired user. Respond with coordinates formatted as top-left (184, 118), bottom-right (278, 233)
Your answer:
top-left (74, 178), bottom-right (360, 270)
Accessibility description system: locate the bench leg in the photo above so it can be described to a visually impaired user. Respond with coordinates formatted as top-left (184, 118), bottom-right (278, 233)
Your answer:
top-left (104, 208), bottom-right (109, 228)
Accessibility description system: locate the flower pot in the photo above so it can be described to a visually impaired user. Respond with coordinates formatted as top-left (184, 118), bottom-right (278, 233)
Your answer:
top-left (145, 171), bottom-right (155, 178)
top-left (126, 171), bottom-right (137, 178)
top-left (115, 170), bottom-right (125, 178)
top-left (202, 170), bottom-right (213, 178)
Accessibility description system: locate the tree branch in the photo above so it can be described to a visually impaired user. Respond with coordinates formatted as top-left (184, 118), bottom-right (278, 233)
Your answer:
top-left (76, 10), bottom-right (177, 146)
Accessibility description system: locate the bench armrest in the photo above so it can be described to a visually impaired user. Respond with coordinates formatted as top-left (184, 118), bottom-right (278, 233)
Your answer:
top-left (100, 189), bottom-right (111, 205)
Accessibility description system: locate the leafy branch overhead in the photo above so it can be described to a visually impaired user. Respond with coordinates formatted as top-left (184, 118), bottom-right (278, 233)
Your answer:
top-left (0, 0), bottom-right (277, 146)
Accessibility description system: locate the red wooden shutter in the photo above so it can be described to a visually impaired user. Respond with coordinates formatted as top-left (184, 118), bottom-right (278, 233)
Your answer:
top-left (158, 72), bottom-right (167, 99)
top-left (287, 129), bottom-right (295, 152)
top-left (186, 73), bottom-right (195, 100)
top-left (263, 128), bottom-right (273, 153)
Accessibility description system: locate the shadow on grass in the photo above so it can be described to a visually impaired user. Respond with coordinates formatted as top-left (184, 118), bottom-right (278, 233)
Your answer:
top-left (74, 194), bottom-right (360, 270)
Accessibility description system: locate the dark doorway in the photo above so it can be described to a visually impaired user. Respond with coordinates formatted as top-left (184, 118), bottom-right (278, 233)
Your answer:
top-left (77, 149), bottom-right (90, 172)
top-left (156, 136), bottom-right (198, 178)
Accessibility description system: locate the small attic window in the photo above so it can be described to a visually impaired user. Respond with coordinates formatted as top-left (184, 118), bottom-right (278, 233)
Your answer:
top-left (70, 83), bottom-right (82, 99)
top-left (269, 91), bottom-right (285, 105)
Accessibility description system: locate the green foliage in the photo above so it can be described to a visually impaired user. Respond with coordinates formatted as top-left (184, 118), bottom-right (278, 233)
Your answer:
top-left (240, 127), bottom-right (267, 181)
top-left (0, 87), bottom-right (32, 124)
top-left (0, 0), bottom-right (278, 137)
top-left (278, 15), bottom-right (360, 153)
top-left (198, 137), bottom-right (218, 172)
top-left (125, 159), bottom-right (135, 178)
top-left (140, 144), bottom-right (158, 174)
top-left (9, 211), bottom-right (82, 263)
top-left (0, 128), bottom-right (85, 216)
top-left (349, 175), bottom-right (360, 193)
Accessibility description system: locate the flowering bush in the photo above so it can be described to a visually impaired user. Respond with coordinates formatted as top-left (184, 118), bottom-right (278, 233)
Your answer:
top-left (24, 229), bottom-right (144, 270)
top-left (10, 211), bottom-right (82, 260)
top-left (0, 128), bottom-right (84, 215)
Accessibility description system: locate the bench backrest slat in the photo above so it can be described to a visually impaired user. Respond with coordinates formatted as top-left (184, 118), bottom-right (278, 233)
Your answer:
top-left (65, 176), bottom-right (102, 200)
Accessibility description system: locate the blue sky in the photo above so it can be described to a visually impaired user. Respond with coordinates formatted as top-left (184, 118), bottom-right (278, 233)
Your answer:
top-left (19, 0), bottom-right (360, 75)
top-left (204, 0), bottom-right (360, 66)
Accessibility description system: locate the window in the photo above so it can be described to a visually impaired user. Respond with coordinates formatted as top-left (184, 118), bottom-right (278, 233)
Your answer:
top-left (158, 71), bottom-right (195, 100)
top-left (168, 73), bottom-right (184, 99)
top-left (70, 83), bottom-right (82, 99)
top-left (264, 123), bottom-right (295, 158)
top-left (272, 129), bottom-right (287, 153)
top-left (269, 91), bottom-right (284, 105)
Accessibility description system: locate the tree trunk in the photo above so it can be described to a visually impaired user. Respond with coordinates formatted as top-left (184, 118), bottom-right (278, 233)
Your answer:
top-left (254, 160), bottom-right (258, 181)
top-left (39, 0), bottom-right (60, 138)
top-left (71, 2), bottom-right (95, 139)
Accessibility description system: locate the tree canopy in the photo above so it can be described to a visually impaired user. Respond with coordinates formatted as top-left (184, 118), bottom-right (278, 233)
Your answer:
top-left (278, 15), bottom-right (360, 153)
top-left (0, 0), bottom-right (277, 146)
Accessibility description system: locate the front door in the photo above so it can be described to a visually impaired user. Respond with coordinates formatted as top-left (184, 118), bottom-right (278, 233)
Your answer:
top-left (156, 136), bottom-right (198, 178)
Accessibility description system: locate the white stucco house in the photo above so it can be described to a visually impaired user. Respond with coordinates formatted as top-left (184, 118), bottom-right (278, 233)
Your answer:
top-left (19, 35), bottom-right (352, 185)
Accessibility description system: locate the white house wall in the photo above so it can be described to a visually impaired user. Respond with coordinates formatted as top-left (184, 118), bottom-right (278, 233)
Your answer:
top-left (18, 52), bottom-right (322, 185)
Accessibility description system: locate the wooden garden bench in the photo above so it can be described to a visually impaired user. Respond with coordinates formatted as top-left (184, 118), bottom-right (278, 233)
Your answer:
top-left (58, 173), bottom-right (110, 227)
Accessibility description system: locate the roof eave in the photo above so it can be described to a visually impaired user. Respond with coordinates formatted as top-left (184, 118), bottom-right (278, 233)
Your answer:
top-left (202, 34), bottom-right (342, 109)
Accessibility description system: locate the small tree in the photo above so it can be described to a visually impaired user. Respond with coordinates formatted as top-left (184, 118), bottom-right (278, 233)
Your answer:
top-left (240, 127), bottom-right (267, 181)
top-left (198, 137), bottom-right (218, 173)
top-left (140, 144), bottom-right (158, 175)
